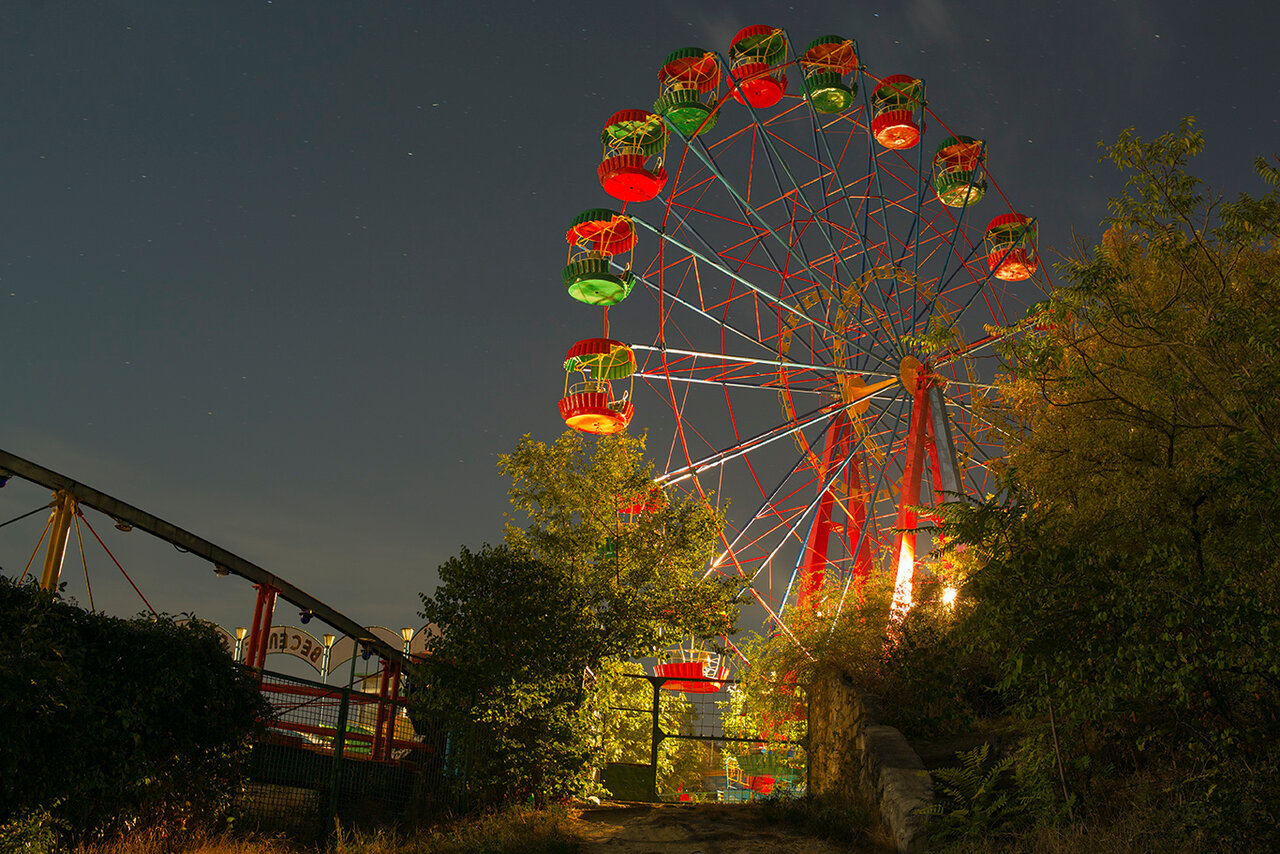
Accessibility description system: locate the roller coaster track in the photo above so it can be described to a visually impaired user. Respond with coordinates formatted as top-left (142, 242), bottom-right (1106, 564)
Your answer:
top-left (0, 448), bottom-right (409, 668)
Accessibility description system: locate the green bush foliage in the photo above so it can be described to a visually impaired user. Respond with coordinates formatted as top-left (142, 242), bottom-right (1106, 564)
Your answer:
top-left (0, 577), bottom-right (268, 842)
top-left (917, 122), bottom-right (1280, 845)
top-left (412, 544), bottom-right (600, 807)
top-left (729, 577), bottom-right (1000, 743)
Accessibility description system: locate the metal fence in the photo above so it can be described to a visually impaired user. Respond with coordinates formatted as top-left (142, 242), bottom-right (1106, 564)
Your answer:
top-left (599, 672), bottom-right (806, 803)
top-left (242, 668), bottom-right (481, 833)
top-left (242, 665), bottom-right (805, 832)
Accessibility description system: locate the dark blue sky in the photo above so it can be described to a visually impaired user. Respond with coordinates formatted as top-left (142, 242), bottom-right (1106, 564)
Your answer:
top-left (1, 1), bottom-right (1276, 636)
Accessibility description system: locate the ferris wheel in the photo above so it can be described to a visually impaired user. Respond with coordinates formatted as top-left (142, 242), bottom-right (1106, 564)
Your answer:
top-left (556, 27), bottom-right (1043, 638)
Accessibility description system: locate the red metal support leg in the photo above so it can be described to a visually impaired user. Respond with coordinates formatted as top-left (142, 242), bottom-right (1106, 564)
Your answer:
top-left (845, 453), bottom-right (874, 593)
top-left (384, 662), bottom-right (403, 760)
top-left (253, 586), bottom-right (277, 670)
top-left (372, 660), bottom-right (392, 761)
top-left (243, 584), bottom-right (268, 667)
top-left (891, 373), bottom-right (933, 615)
top-left (797, 414), bottom-right (848, 609)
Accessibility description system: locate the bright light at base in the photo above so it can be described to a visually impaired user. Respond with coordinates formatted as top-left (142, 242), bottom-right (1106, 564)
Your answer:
top-left (941, 586), bottom-right (958, 607)
top-left (890, 541), bottom-right (915, 618)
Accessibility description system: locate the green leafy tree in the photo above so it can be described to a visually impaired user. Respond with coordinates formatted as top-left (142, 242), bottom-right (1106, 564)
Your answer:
top-left (413, 431), bottom-right (740, 806)
top-left (500, 430), bottom-right (740, 662)
top-left (413, 544), bottom-right (598, 807)
top-left (944, 122), bottom-right (1280, 841)
top-left (995, 118), bottom-right (1280, 557)
top-left (730, 576), bottom-right (994, 744)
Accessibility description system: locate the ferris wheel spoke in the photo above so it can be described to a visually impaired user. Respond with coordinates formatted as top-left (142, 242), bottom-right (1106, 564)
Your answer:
top-left (777, 443), bottom-right (864, 612)
top-left (910, 237), bottom-right (987, 333)
top-left (635, 213), bottom-right (839, 354)
top-left (933, 400), bottom-right (1004, 502)
top-left (705, 444), bottom-right (816, 583)
top-left (738, 106), bottom-right (915, 356)
top-left (914, 144), bottom-right (989, 328)
top-left (668, 116), bottom-right (918, 379)
top-left (931, 324), bottom-right (1018, 368)
top-left (638, 371), bottom-right (825, 394)
top-left (577, 28), bottom-right (1043, 634)
top-left (659, 400), bottom-right (852, 487)
top-left (711, 394), bottom-right (909, 604)
top-left (671, 129), bottom-right (900, 364)
top-left (670, 134), bottom-right (824, 290)
top-left (631, 343), bottom-right (876, 381)
top-left (804, 117), bottom-right (927, 357)
top-left (630, 267), bottom-right (790, 360)
top-left (938, 218), bottom-right (1040, 337)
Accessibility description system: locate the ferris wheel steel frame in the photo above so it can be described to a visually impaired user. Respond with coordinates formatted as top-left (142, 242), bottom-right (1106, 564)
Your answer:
top-left (570, 29), bottom-right (1041, 643)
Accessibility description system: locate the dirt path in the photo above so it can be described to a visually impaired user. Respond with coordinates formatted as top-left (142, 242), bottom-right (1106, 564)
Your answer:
top-left (566, 802), bottom-right (880, 853)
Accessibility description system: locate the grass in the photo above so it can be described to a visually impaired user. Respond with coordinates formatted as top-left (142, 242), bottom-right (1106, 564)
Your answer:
top-left (60, 807), bottom-right (581, 854)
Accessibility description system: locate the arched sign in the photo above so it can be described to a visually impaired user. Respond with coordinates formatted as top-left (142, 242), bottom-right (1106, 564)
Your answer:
top-left (264, 625), bottom-right (326, 674)
top-left (212, 623), bottom-right (441, 677)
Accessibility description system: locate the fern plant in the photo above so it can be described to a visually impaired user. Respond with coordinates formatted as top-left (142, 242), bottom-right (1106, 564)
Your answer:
top-left (923, 742), bottom-right (1027, 845)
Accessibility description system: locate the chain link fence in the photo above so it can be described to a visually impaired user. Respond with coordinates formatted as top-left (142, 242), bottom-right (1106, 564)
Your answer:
top-left (242, 668), bottom-right (484, 834)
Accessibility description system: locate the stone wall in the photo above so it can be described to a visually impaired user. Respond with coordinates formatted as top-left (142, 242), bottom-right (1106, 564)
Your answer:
top-left (807, 670), bottom-right (933, 853)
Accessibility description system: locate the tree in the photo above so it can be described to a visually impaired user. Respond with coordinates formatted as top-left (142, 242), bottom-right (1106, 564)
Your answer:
top-left (995, 118), bottom-right (1280, 560)
top-left (944, 122), bottom-right (1280, 841)
top-left (413, 544), bottom-right (598, 806)
top-left (499, 430), bottom-right (739, 665)
top-left (412, 430), bottom-right (740, 805)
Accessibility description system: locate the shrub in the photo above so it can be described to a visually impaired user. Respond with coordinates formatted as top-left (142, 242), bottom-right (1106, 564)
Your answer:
top-left (0, 577), bottom-right (269, 842)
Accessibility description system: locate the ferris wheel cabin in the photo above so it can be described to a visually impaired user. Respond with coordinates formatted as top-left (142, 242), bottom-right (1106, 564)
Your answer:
top-left (727, 25), bottom-right (789, 109)
top-left (801, 35), bottom-right (858, 114)
top-left (598, 109), bottom-right (668, 203)
top-left (985, 213), bottom-right (1039, 281)
top-left (562, 209), bottom-right (637, 306)
top-left (654, 47), bottom-right (722, 137)
top-left (870, 74), bottom-right (925, 150)
top-left (558, 338), bottom-right (636, 435)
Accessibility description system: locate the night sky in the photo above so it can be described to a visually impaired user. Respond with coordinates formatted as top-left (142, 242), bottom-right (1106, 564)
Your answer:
top-left (2, 2), bottom-right (1277, 641)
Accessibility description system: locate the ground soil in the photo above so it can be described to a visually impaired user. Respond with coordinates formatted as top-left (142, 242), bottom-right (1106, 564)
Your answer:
top-left (565, 802), bottom-right (884, 853)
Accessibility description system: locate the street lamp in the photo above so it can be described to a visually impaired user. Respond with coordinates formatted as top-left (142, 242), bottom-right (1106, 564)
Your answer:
top-left (321, 633), bottom-right (336, 680)
top-left (234, 627), bottom-right (248, 662)
top-left (400, 627), bottom-right (415, 698)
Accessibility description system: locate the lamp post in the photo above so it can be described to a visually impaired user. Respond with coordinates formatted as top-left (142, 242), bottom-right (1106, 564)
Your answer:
top-left (400, 627), bottom-right (414, 697)
top-left (234, 627), bottom-right (248, 662)
top-left (321, 633), bottom-right (336, 680)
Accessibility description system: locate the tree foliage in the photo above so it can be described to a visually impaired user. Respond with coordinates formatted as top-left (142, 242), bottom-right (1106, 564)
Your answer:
top-left (412, 431), bottom-right (739, 805)
top-left (0, 577), bottom-right (267, 843)
top-left (995, 118), bottom-right (1280, 557)
top-left (413, 544), bottom-right (598, 806)
top-left (941, 122), bottom-right (1280, 843)
top-left (500, 430), bottom-right (739, 662)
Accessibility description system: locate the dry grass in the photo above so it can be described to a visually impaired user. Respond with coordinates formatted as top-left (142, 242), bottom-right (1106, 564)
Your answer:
top-left (75, 829), bottom-right (299, 854)
top-left (69, 807), bottom-right (580, 854)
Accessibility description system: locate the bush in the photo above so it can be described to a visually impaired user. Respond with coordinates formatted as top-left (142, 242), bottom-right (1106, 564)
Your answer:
top-left (0, 577), bottom-right (269, 842)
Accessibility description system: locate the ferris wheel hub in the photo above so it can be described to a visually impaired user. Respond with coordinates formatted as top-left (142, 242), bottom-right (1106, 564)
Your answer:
top-left (899, 356), bottom-right (925, 394)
